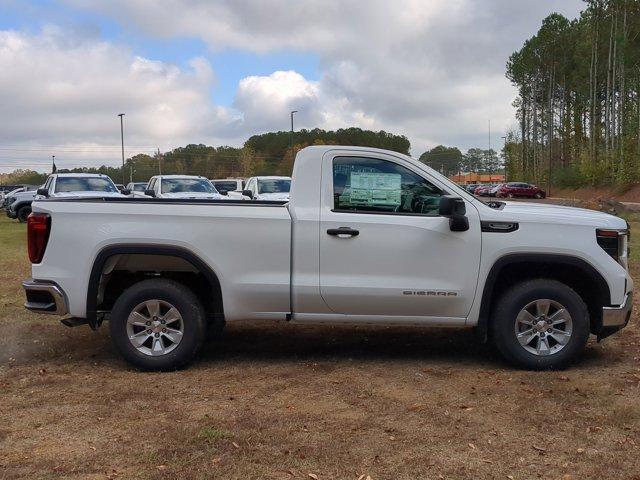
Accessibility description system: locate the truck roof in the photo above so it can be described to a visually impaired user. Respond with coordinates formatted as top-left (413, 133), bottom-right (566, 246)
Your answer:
top-left (151, 175), bottom-right (207, 179)
top-left (50, 173), bottom-right (109, 178)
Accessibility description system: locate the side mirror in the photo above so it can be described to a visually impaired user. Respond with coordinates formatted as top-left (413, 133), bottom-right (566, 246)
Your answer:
top-left (241, 189), bottom-right (254, 199)
top-left (36, 188), bottom-right (49, 197)
top-left (144, 189), bottom-right (156, 197)
top-left (121, 189), bottom-right (131, 195)
top-left (439, 196), bottom-right (469, 232)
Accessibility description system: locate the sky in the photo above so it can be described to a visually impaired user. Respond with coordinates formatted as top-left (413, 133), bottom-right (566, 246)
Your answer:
top-left (0, 0), bottom-right (585, 173)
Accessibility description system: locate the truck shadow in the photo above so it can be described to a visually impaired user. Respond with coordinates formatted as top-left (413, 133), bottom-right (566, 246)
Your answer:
top-left (198, 321), bottom-right (608, 368)
top-left (2, 319), bottom-right (611, 369)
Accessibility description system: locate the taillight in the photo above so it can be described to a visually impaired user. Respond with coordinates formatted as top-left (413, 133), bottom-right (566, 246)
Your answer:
top-left (27, 213), bottom-right (51, 264)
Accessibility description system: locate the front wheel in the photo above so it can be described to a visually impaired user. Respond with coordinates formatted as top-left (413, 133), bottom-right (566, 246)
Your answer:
top-left (534, 192), bottom-right (543, 199)
top-left (17, 205), bottom-right (31, 223)
top-left (109, 279), bottom-right (207, 370)
top-left (490, 279), bottom-right (590, 370)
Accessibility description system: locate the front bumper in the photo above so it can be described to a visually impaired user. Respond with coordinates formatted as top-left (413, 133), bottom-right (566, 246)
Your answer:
top-left (599, 292), bottom-right (633, 339)
top-left (22, 279), bottom-right (68, 315)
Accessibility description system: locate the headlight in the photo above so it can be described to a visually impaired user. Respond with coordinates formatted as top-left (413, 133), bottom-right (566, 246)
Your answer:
top-left (597, 227), bottom-right (629, 270)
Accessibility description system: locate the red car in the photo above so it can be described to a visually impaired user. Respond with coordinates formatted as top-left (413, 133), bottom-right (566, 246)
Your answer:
top-left (496, 182), bottom-right (546, 199)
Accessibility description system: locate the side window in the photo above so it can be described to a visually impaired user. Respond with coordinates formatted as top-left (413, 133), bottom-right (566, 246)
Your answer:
top-left (148, 179), bottom-right (156, 192)
top-left (333, 156), bottom-right (444, 215)
top-left (43, 177), bottom-right (53, 192)
top-left (248, 179), bottom-right (256, 194)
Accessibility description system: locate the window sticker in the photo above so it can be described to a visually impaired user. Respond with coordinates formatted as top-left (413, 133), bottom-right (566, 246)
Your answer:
top-left (347, 172), bottom-right (401, 207)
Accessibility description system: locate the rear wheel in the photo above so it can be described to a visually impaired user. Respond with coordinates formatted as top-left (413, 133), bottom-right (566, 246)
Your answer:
top-left (17, 205), bottom-right (31, 223)
top-left (109, 279), bottom-right (207, 370)
top-left (534, 192), bottom-right (543, 199)
top-left (490, 279), bottom-right (589, 369)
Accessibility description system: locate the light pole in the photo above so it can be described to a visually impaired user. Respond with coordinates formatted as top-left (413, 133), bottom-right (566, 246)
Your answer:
top-left (501, 135), bottom-right (507, 182)
top-left (118, 113), bottom-right (125, 184)
top-left (290, 110), bottom-right (298, 159)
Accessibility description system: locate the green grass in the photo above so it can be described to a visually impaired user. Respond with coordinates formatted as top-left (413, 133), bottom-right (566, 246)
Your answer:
top-left (197, 426), bottom-right (228, 442)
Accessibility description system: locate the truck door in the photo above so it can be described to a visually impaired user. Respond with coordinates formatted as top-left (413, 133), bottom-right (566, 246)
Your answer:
top-left (318, 152), bottom-right (481, 320)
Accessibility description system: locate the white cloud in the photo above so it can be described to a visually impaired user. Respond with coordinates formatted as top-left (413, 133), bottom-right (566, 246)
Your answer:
top-left (1, 0), bottom-right (586, 171)
top-left (0, 26), bottom-right (240, 171)
top-left (64, 0), bottom-right (584, 154)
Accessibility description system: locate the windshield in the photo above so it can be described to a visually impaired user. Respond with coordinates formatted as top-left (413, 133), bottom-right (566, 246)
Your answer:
top-left (212, 181), bottom-right (238, 193)
top-left (258, 179), bottom-right (291, 194)
top-left (55, 177), bottom-right (118, 193)
top-left (161, 178), bottom-right (217, 194)
top-left (132, 183), bottom-right (147, 192)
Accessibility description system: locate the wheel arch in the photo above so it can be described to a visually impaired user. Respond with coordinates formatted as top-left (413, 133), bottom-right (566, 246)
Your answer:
top-left (476, 253), bottom-right (611, 340)
top-left (87, 244), bottom-right (223, 330)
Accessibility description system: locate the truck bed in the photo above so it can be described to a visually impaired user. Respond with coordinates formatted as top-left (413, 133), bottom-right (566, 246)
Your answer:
top-left (31, 197), bottom-right (292, 321)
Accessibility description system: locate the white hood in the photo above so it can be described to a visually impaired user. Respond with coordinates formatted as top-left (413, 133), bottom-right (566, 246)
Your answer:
top-left (256, 192), bottom-right (290, 201)
top-left (485, 201), bottom-right (627, 229)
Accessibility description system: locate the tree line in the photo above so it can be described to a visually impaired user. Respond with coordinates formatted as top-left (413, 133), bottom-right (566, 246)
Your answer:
top-left (1, 128), bottom-right (411, 185)
top-left (506, 0), bottom-right (640, 188)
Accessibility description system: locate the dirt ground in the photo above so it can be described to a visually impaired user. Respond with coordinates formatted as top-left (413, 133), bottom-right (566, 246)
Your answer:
top-left (1, 211), bottom-right (640, 480)
top-left (553, 184), bottom-right (640, 203)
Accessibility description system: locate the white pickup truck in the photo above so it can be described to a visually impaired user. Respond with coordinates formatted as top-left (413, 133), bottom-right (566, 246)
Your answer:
top-left (23, 145), bottom-right (632, 371)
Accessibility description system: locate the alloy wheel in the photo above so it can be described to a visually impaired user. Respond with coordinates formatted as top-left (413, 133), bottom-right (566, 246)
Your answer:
top-left (514, 299), bottom-right (573, 356)
top-left (125, 299), bottom-right (184, 356)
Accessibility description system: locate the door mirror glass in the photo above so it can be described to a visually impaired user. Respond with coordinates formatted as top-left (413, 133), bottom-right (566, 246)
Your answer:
top-left (242, 189), bottom-right (254, 199)
top-left (36, 188), bottom-right (49, 197)
top-left (144, 189), bottom-right (156, 197)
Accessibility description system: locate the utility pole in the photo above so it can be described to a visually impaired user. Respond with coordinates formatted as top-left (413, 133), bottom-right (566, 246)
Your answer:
top-left (118, 113), bottom-right (125, 184)
top-left (501, 135), bottom-right (507, 182)
top-left (290, 110), bottom-right (298, 160)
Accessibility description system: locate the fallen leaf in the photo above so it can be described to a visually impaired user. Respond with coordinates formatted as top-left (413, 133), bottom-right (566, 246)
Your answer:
top-left (232, 442), bottom-right (240, 449)
top-left (532, 445), bottom-right (546, 453)
top-left (156, 465), bottom-right (167, 471)
top-left (308, 474), bottom-right (319, 480)
top-left (468, 443), bottom-right (476, 450)
top-left (577, 448), bottom-right (585, 454)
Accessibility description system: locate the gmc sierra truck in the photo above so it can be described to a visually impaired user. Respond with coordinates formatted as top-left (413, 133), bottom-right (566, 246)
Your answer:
top-left (22, 146), bottom-right (633, 370)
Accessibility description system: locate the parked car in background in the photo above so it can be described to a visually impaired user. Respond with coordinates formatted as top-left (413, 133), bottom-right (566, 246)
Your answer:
top-left (2, 185), bottom-right (37, 209)
top-left (115, 184), bottom-right (126, 192)
top-left (144, 175), bottom-right (225, 199)
top-left (465, 184), bottom-right (480, 194)
top-left (24, 145), bottom-right (632, 371)
top-left (473, 184), bottom-right (496, 196)
top-left (211, 178), bottom-right (245, 196)
top-left (6, 189), bottom-right (40, 222)
top-left (126, 182), bottom-right (150, 198)
top-left (36, 173), bottom-right (125, 200)
top-left (496, 182), bottom-right (546, 199)
top-left (231, 176), bottom-right (291, 200)
top-left (488, 183), bottom-right (505, 197)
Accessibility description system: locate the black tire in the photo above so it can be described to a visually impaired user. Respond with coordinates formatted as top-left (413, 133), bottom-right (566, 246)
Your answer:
top-left (17, 205), bottom-right (31, 223)
top-left (534, 192), bottom-right (543, 199)
top-left (109, 279), bottom-right (207, 371)
top-left (490, 279), bottom-right (590, 370)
